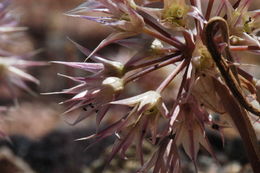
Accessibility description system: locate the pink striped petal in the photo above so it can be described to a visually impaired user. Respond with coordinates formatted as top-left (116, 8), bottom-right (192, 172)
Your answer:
top-left (51, 61), bottom-right (104, 73)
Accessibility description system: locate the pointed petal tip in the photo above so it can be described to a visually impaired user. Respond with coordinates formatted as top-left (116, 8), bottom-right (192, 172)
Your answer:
top-left (64, 13), bottom-right (81, 18)
top-left (74, 134), bottom-right (96, 141)
top-left (40, 91), bottom-right (63, 95)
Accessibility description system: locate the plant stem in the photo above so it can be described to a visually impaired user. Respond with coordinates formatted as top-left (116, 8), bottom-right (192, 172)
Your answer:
top-left (139, 10), bottom-right (184, 48)
top-left (126, 52), bottom-right (180, 72)
top-left (205, 0), bottom-right (214, 20)
top-left (156, 58), bottom-right (186, 93)
top-left (124, 54), bottom-right (183, 84)
top-left (230, 45), bottom-right (260, 51)
top-left (143, 27), bottom-right (184, 50)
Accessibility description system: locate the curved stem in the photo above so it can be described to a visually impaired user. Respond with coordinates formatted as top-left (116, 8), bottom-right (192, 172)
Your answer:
top-left (205, 17), bottom-right (260, 172)
top-left (205, 17), bottom-right (260, 117)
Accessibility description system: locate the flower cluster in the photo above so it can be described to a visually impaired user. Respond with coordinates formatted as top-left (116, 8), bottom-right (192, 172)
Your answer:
top-left (55, 0), bottom-right (260, 172)
top-left (0, 0), bottom-right (45, 141)
top-left (0, 0), bottom-right (45, 105)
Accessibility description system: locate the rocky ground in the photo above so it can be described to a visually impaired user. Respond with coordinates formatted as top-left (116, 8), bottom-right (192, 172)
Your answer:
top-left (0, 101), bottom-right (256, 173)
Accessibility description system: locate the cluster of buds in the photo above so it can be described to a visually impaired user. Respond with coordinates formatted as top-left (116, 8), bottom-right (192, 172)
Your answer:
top-left (54, 0), bottom-right (260, 172)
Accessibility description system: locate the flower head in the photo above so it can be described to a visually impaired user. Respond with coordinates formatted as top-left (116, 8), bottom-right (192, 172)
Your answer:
top-left (0, 0), bottom-right (45, 102)
top-left (67, 0), bottom-right (145, 59)
top-left (111, 90), bottom-right (170, 144)
top-left (224, 0), bottom-right (260, 45)
top-left (162, 0), bottom-right (190, 27)
top-left (79, 91), bottom-right (169, 165)
top-left (50, 66), bottom-right (124, 125)
top-left (171, 96), bottom-right (215, 166)
top-left (48, 40), bottom-right (126, 125)
top-left (0, 56), bottom-right (44, 96)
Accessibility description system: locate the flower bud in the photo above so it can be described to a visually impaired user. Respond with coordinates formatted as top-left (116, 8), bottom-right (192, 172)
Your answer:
top-left (192, 43), bottom-right (215, 71)
top-left (162, 1), bottom-right (189, 27)
top-left (102, 77), bottom-right (124, 92)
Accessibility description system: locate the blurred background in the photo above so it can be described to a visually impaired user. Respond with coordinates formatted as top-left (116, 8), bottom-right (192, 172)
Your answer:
top-left (0, 0), bottom-right (259, 173)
